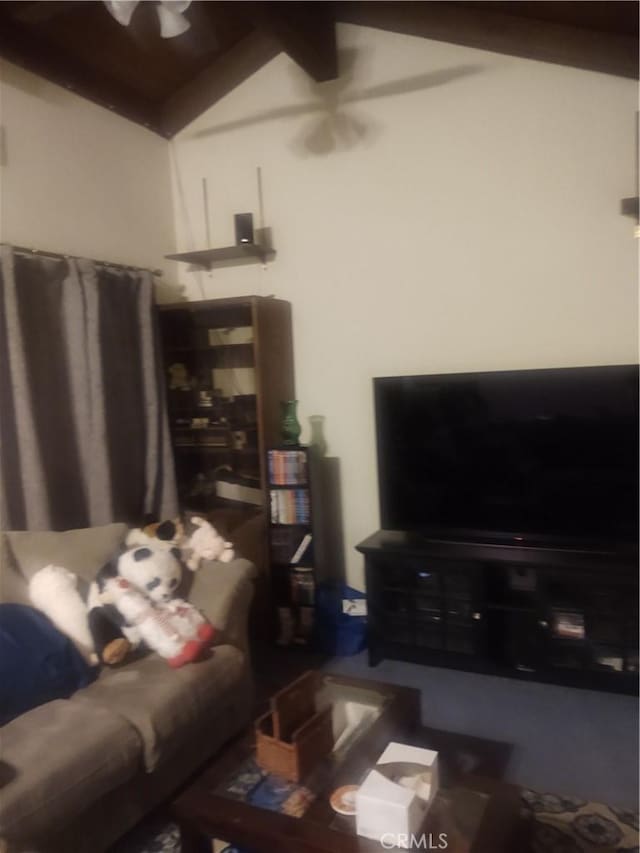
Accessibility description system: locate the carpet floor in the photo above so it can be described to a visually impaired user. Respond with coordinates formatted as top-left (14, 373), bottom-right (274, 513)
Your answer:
top-left (325, 651), bottom-right (639, 810)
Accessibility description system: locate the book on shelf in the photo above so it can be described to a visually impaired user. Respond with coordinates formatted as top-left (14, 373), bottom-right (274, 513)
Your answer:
top-left (269, 488), bottom-right (310, 524)
top-left (291, 533), bottom-right (312, 564)
top-left (290, 567), bottom-right (315, 605)
top-left (276, 607), bottom-right (295, 646)
top-left (270, 528), bottom-right (296, 564)
top-left (294, 606), bottom-right (315, 644)
top-left (269, 530), bottom-right (313, 565)
top-left (267, 449), bottom-right (308, 485)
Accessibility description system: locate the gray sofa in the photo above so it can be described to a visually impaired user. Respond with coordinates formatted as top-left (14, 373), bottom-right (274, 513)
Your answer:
top-left (0, 523), bottom-right (256, 853)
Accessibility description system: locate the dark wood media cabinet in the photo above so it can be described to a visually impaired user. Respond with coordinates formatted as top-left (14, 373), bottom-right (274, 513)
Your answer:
top-left (357, 530), bottom-right (639, 695)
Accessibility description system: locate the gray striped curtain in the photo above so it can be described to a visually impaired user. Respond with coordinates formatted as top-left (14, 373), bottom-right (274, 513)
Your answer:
top-left (0, 245), bottom-right (177, 530)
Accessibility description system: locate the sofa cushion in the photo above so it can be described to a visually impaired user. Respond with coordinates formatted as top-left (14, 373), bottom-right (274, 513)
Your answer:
top-left (71, 644), bottom-right (246, 772)
top-left (0, 699), bottom-right (141, 843)
top-left (3, 523), bottom-right (129, 593)
top-left (0, 604), bottom-right (95, 725)
top-left (0, 536), bottom-right (31, 606)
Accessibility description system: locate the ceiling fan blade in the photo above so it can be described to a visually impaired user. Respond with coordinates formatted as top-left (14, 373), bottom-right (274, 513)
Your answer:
top-left (157, 4), bottom-right (191, 38)
top-left (103, 0), bottom-right (139, 27)
top-left (342, 66), bottom-right (481, 105)
top-left (162, 0), bottom-right (192, 13)
top-left (190, 101), bottom-right (323, 140)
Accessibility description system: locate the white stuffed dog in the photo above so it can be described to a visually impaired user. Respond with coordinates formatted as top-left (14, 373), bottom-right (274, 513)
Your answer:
top-left (184, 516), bottom-right (234, 571)
top-left (29, 565), bottom-right (99, 666)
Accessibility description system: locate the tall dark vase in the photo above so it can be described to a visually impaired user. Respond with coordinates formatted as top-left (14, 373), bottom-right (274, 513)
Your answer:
top-left (280, 400), bottom-right (301, 445)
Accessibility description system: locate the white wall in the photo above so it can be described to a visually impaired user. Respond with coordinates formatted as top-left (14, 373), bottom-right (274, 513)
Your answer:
top-left (169, 24), bottom-right (638, 589)
top-left (0, 60), bottom-right (176, 284)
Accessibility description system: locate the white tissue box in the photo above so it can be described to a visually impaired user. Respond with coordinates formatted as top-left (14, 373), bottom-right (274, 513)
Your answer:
top-left (355, 742), bottom-right (439, 848)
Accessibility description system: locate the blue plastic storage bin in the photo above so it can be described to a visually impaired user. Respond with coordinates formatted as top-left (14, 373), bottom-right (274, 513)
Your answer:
top-left (313, 583), bottom-right (367, 656)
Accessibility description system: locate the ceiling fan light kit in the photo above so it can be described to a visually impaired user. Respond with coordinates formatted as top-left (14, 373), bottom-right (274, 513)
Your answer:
top-left (157, 4), bottom-right (191, 38)
top-left (103, 0), bottom-right (138, 27)
top-left (103, 0), bottom-right (191, 38)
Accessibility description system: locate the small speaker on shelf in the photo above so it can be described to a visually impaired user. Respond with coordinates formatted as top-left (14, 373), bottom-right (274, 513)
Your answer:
top-left (234, 212), bottom-right (254, 245)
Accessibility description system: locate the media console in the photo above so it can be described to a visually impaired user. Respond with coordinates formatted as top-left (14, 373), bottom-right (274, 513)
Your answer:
top-left (357, 530), bottom-right (638, 695)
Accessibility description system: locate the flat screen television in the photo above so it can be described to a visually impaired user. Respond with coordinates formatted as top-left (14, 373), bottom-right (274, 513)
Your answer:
top-left (374, 365), bottom-right (639, 547)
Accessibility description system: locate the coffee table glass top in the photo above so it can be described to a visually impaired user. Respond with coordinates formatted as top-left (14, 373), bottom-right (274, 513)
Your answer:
top-left (210, 675), bottom-right (491, 851)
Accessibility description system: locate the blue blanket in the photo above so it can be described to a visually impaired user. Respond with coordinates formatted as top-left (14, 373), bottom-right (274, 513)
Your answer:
top-left (0, 603), bottom-right (96, 726)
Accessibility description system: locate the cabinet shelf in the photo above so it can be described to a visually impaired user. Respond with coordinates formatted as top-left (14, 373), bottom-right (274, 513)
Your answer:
top-left (173, 426), bottom-right (231, 433)
top-left (167, 344), bottom-right (255, 354)
top-left (173, 445), bottom-right (258, 454)
top-left (269, 483), bottom-right (309, 490)
top-left (486, 602), bottom-right (537, 614)
top-left (165, 244), bottom-right (275, 270)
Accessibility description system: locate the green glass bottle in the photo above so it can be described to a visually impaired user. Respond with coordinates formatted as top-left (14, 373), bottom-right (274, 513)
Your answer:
top-left (280, 400), bottom-right (301, 445)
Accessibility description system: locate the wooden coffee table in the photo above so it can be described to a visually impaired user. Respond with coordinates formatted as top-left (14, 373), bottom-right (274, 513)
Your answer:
top-left (172, 673), bottom-right (525, 853)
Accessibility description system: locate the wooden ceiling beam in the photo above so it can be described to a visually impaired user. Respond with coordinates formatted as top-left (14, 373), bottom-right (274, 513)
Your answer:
top-left (8, 1), bottom-right (88, 25)
top-left (335, 1), bottom-right (639, 79)
top-left (0, 9), bottom-right (163, 132)
top-left (159, 29), bottom-right (282, 137)
top-left (243, 1), bottom-right (338, 83)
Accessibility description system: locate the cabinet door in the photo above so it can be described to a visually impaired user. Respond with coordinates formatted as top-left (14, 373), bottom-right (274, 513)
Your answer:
top-left (542, 574), bottom-right (638, 676)
top-left (369, 554), bottom-right (440, 647)
top-left (369, 554), bottom-right (487, 655)
top-left (444, 598), bottom-right (485, 655)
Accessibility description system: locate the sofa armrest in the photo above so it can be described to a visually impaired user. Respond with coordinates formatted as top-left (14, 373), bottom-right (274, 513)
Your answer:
top-left (185, 558), bottom-right (256, 655)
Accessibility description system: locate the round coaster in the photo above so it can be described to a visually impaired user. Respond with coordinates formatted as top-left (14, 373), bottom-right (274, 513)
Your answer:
top-left (330, 784), bottom-right (359, 815)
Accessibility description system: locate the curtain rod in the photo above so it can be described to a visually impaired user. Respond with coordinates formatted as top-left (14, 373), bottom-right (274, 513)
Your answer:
top-left (3, 244), bottom-right (163, 277)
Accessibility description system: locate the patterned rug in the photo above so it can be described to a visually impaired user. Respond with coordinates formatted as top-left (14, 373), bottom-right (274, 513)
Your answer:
top-left (110, 791), bottom-right (639, 853)
top-left (522, 790), bottom-right (639, 853)
top-left (108, 814), bottom-right (181, 853)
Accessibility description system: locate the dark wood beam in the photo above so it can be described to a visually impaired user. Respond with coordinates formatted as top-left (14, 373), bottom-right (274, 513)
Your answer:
top-left (160, 29), bottom-right (282, 137)
top-left (0, 9), bottom-right (163, 133)
top-left (243, 1), bottom-right (338, 83)
top-left (335, 1), bottom-right (639, 79)
top-left (8, 1), bottom-right (89, 24)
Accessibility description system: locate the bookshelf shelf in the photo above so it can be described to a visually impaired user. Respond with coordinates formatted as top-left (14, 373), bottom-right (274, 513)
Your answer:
top-left (268, 446), bottom-right (315, 647)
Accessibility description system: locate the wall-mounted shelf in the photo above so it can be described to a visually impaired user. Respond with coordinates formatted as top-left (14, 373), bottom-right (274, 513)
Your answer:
top-left (165, 244), bottom-right (275, 270)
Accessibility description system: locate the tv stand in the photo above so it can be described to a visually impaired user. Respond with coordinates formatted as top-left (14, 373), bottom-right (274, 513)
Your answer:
top-left (357, 530), bottom-right (638, 695)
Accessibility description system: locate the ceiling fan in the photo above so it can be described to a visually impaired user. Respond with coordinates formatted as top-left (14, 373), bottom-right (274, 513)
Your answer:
top-left (190, 48), bottom-right (481, 155)
top-left (103, 0), bottom-right (192, 38)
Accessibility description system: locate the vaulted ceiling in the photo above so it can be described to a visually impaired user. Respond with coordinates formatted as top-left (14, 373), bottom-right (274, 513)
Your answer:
top-left (0, 1), bottom-right (637, 138)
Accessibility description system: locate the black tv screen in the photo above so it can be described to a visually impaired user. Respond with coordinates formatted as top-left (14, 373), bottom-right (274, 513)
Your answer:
top-left (374, 365), bottom-right (639, 546)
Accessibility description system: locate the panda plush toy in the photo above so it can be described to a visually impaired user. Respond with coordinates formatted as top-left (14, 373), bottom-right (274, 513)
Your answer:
top-left (88, 544), bottom-right (216, 667)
